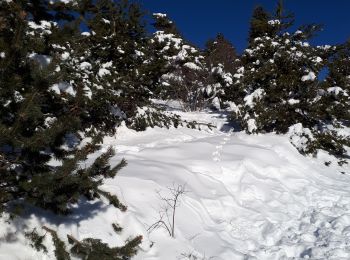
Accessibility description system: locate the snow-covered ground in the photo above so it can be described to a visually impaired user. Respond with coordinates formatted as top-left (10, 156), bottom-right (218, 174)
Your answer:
top-left (1, 111), bottom-right (350, 260)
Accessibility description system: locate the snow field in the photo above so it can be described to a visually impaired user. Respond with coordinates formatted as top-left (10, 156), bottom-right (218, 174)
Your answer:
top-left (1, 111), bottom-right (350, 259)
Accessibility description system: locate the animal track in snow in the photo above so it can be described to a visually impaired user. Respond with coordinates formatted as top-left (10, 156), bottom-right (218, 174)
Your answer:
top-left (212, 128), bottom-right (234, 162)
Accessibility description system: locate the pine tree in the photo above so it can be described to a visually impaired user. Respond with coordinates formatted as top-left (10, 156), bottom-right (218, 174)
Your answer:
top-left (205, 33), bottom-right (238, 74)
top-left (230, 2), bottom-right (349, 159)
top-left (204, 33), bottom-right (238, 109)
top-left (321, 41), bottom-right (350, 123)
top-left (149, 13), bottom-right (208, 111)
top-left (1, 0), bottom-right (143, 258)
top-left (248, 2), bottom-right (293, 46)
top-left (152, 12), bottom-right (179, 35)
top-left (66, 0), bottom-right (151, 128)
top-left (248, 6), bottom-right (272, 44)
top-left (0, 0), bottom-right (130, 215)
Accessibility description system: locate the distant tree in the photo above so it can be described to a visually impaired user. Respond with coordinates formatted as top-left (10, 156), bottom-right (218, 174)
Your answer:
top-left (149, 14), bottom-right (208, 111)
top-left (248, 1), bottom-right (293, 45)
top-left (205, 33), bottom-right (238, 74)
top-left (248, 6), bottom-right (272, 44)
top-left (152, 12), bottom-right (180, 35)
top-left (326, 41), bottom-right (350, 121)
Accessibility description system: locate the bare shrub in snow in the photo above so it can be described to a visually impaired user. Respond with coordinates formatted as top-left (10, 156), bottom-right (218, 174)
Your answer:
top-left (148, 183), bottom-right (187, 238)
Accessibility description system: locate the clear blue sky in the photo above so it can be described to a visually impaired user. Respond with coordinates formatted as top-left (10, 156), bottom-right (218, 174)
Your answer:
top-left (139, 0), bottom-right (350, 54)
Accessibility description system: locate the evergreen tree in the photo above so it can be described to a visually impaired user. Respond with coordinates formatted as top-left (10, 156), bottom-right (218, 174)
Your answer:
top-left (0, 1), bottom-right (142, 257)
top-left (248, 6), bottom-right (272, 44)
top-left (248, 2), bottom-right (293, 46)
top-left (69, 0), bottom-right (151, 128)
top-left (152, 12), bottom-right (179, 35)
top-left (231, 2), bottom-right (349, 159)
top-left (205, 33), bottom-right (238, 74)
top-left (321, 41), bottom-right (350, 123)
top-left (237, 27), bottom-right (327, 133)
top-left (0, 0), bottom-right (129, 215)
top-left (204, 33), bottom-right (238, 109)
top-left (149, 13), bottom-right (208, 111)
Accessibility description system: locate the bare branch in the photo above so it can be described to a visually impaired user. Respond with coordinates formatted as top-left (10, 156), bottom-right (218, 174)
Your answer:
top-left (147, 183), bottom-right (188, 238)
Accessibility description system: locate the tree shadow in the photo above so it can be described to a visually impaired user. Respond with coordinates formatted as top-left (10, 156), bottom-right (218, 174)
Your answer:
top-left (207, 110), bottom-right (242, 132)
top-left (11, 197), bottom-right (110, 229)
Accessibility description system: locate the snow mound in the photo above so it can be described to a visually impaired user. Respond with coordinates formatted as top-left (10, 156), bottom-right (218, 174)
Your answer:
top-left (301, 71), bottom-right (316, 81)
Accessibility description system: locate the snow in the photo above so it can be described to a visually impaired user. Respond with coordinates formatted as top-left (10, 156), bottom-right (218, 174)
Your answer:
top-left (153, 31), bottom-right (182, 50)
top-left (212, 66), bottom-right (233, 85)
top-left (135, 50), bottom-right (144, 57)
top-left (313, 56), bottom-right (323, 63)
top-left (79, 61), bottom-right (92, 70)
top-left (98, 62), bottom-right (113, 77)
top-left (50, 82), bottom-right (76, 96)
top-left (13, 91), bottom-right (23, 103)
top-left (287, 98), bottom-right (300, 105)
top-left (288, 123), bottom-right (314, 153)
top-left (58, 0), bottom-right (76, 3)
top-left (295, 51), bottom-right (303, 58)
top-left (101, 18), bottom-right (110, 24)
top-left (183, 62), bottom-right (201, 70)
top-left (268, 19), bottom-right (281, 25)
top-left (27, 21), bottom-right (55, 36)
top-left (44, 117), bottom-right (57, 127)
top-left (222, 73), bottom-right (233, 85)
top-left (245, 49), bottom-right (254, 55)
top-left (1, 111), bottom-right (350, 260)
top-left (28, 53), bottom-right (52, 67)
top-left (211, 97), bottom-right (221, 110)
top-left (117, 46), bottom-right (125, 54)
top-left (176, 48), bottom-right (189, 61)
top-left (153, 13), bottom-right (167, 18)
top-left (244, 88), bottom-right (265, 108)
top-left (61, 51), bottom-right (70, 60)
top-left (98, 68), bottom-right (111, 77)
top-left (246, 118), bottom-right (257, 133)
top-left (328, 86), bottom-right (348, 96)
top-left (301, 71), bottom-right (316, 81)
top-left (234, 66), bottom-right (245, 79)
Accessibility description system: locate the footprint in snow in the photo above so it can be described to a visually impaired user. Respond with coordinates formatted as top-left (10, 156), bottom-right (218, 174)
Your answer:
top-left (212, 128), bottom-right (234, 162)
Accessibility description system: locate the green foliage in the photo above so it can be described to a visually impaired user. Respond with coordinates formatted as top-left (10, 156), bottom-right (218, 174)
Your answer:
top-left (97, 189), bottom-right (127, 212)
top-left (129, 107), bottom-right (182, 131)
top-left (43, 226), bottom-right (71, 260)
top-left (25, 228), bottom-right (48, 253)
top-left (68, 234), bottom-right (142, 260)
top-left (311, 131), bottom-right (350, 158)
top-left (248, 2), bottom-right (293, 45)
top-left (40, 225), bottom-right (142, 260)
top-left (248, 6), bottom-right (272, 44)
top-left (152, 13), bottom-right (179, 35)
top-left (205, 33), bottom-right (238, 74)
top-left (112, 223), bottom-right (123, 233)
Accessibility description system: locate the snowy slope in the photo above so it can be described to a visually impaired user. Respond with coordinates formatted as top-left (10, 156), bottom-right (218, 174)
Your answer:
top-left (1, 111), bottom-right (350, 260)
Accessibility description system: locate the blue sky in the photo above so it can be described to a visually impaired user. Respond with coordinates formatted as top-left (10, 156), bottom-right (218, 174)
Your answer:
top-left (140, 0), bottom-right (350, 54)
